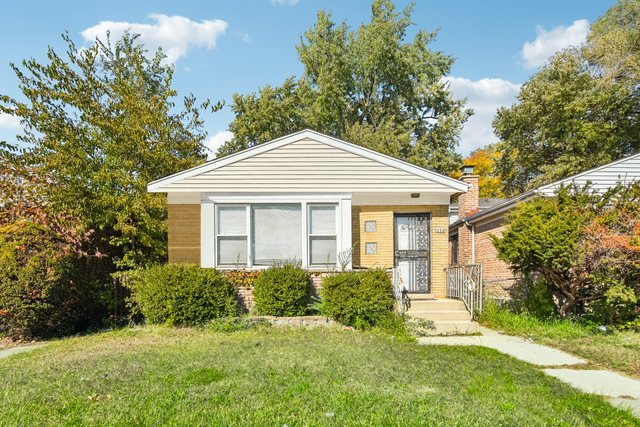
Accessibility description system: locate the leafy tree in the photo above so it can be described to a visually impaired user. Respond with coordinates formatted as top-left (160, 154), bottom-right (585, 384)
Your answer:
top-left (451, 146), bottom-right (505, 198)
top-left (0, 171), bottom-right (110, 339)
top-left (219, 0), bottom-right (471, 173)
top-left (0, 33), bottom-right (221, 268)
top-left (493, 184), bottom-right (640, 322)
top-left (493, 0), bottom-right (640, 195)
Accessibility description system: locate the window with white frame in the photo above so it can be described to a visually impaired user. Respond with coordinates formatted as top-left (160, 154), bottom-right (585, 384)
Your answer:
top-left (216, 206), bottom-right (248, 266)
top-left (252, 204), bottom-right (302, 265)
top-left (308, 204), bottom-right (337, 265)
top-left (214, 202), bottom-right (338, 268)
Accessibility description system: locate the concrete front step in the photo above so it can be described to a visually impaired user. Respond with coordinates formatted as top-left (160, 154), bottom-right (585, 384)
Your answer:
top-left (429, 320), bottom-right (480, 335)
top-left (405, 293), bottom-right (436, 301)
top-left (404, 297), bottom-right (476, 335)
top-left (407, 309), bottom-right (471, 322)
top-left (408, 299), bottom-right (467, 311)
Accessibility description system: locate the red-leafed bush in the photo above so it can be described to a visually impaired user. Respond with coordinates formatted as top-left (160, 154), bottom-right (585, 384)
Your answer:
top-left (0, 201), bottom-right (111, 339)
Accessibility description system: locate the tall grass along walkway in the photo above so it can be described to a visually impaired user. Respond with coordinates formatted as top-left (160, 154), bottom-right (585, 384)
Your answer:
top-left (419, 326), bottom-right (640, 416)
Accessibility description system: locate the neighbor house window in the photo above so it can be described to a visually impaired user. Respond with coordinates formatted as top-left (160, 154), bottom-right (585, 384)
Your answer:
top-left (217, 206), bottom-right (248, 266)
top-left (451, 233), bottom-right (459, 265)
top-left (308, 204), bottom-right (337, 265)
top-left (252, 204), bottom-right (302, 265)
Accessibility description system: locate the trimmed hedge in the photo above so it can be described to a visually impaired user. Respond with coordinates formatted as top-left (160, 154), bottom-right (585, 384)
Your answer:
top-left (126, 264), bottom-right (238, 326)
top-left (321, 269), bottom-right (395, 328)
top-left (252, 263), bottom-right (312, 316)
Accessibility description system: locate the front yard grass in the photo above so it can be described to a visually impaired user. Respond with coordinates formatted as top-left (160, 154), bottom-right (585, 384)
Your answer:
top-left (479, 302), bottom-right (640, 379)
top-left (0, 325), bottom-right (636, 426)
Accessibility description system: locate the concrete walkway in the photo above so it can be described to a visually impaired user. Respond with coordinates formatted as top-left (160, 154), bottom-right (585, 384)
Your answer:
top-left (0, 343), bottom-right (45, 359)
top-left (419, 327), bottom-right (640, 416)
top-left (419, 327), bottom-right (585, 366)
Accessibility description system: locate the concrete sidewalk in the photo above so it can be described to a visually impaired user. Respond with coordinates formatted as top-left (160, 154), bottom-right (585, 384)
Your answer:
top-left (418, 327), bottom-right (585, 366)
top-left (419, 327), bottom-right (640, 417)
top-left (0, 343), bottom-right (45, 359)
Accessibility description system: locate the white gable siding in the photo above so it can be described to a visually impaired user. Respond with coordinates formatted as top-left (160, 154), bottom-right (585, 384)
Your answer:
top-left (159, 138), bottom-right (458, 193)
top-left (537, 153), bottom-right (640, 196)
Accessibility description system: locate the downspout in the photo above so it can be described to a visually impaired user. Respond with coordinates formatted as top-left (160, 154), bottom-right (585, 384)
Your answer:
top-left (464, 220), bottom-right (475, 264)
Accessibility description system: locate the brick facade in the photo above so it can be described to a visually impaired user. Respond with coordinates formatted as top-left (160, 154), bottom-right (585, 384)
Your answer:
top-left (352, 204), bottom-right (449, 297)
top-left (449, 173), bottom-right (519, 299)
top-left (168, 204), bottom-right (200, 263)
top-left (474, 218), bottom-right (518, 298)
top-left (458, 174), bottom-right (479, 218)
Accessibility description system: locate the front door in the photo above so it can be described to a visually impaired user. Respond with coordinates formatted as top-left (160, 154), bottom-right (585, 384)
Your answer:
top-left (394, 213), bottom-right (431, 293)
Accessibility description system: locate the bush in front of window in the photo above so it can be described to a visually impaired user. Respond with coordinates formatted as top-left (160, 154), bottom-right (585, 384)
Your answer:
top-left (252, 263), bottom-right (312, 316)
top-left (126, 264), bottom-right (239, 326)
top-left (222, 270), bottom-right (263, 289)
top-left (321, 269), bottom-right (395, 329)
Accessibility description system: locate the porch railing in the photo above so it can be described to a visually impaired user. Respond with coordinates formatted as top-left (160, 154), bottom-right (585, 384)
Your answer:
top-left (445, 264), bottom-right (483, 319)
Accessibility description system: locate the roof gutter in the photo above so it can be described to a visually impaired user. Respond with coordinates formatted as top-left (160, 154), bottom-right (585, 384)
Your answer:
top-left (449, 190), bottom-right (537, 228)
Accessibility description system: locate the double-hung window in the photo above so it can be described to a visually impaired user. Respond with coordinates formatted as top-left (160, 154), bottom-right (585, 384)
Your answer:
top-left (308, 204), bottom-right (337, 266)
top-left (216, 206), bottom-right (248, 266)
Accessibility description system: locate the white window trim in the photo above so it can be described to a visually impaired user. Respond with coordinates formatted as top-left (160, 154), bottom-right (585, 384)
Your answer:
top-left (204, 193), bottom-right (351, 270)
top-left (215, 205), bottom-right (250, 268)
top-left (307, 203), bottom-right (338, 267)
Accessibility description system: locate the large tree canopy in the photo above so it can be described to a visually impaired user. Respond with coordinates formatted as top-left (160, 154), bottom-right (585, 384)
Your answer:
top-left (493, 0), bottom-right (640, 195)
top-left (218, 0), bottom-right (471, 173)
top-left (0, 33), bottom-right (220, 268)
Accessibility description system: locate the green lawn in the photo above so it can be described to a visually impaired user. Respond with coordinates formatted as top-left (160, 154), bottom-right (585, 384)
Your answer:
top-left (479, 303), bottom-right (640, 379)
top-left (0, 325), bottom-right (637, 426)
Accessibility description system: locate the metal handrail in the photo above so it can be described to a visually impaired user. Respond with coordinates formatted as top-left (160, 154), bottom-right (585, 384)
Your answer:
top-left (445, 264), bottom-right (483, 319)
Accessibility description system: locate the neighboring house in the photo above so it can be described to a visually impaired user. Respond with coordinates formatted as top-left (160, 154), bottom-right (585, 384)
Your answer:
top-left (148, 129), bottom-right (468, 298)
top-left (448, 197), bottom-right (504, 225)
top-left (450, 152), bottom-right (640, 298)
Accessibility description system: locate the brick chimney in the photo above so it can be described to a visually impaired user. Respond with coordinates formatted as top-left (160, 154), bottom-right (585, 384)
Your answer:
top-left (458, 165), bottom-right (479, 219)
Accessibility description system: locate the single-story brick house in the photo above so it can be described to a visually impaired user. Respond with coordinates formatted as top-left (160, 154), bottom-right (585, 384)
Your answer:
top-left (450, 152), bottom-right (640, 298)
top-left (148, 129), bottom-right (468, 298)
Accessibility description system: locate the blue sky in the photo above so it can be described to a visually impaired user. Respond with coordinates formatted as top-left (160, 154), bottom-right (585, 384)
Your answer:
top-left (0, 0), bottom-right (615, 156)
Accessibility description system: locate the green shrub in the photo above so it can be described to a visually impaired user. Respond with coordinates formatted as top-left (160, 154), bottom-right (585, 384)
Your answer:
top-left (493, 183), bottom-right (640, 322)
top-left (252, 263), bottom-right (312, 316)
top-left (126, 264), bottom-right (238, 326)
top-left (0, 223), bottom-right (111, 340)
top-left (508, 277), bottom-right (557, 319)
top-left (321, 269), bottom-right (395, 329)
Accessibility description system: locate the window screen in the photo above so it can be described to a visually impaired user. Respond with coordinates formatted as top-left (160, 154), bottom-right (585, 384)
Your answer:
top-left (252, 204), bottom-right (302, 265)
top-left (309, 205), bottom-right (337, 265)
top-left (217, 206), bottom-right (247, 265)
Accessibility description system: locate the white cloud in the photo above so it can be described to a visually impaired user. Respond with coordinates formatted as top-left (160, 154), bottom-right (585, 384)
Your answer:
top-left (81, 14), bottom-right (228, 64)
top-left (521, 19), bottom-right (589, 69)
top-left (272, 0), bottom-right (299, 5)
top-left (444, 77), bottom-right (521, 154)
top-left (204, 130), bottom-right (233, 158)
top-left (241, 33), bottom-right (252, 43)
top-left (0, 113), bottom-right (21, 130)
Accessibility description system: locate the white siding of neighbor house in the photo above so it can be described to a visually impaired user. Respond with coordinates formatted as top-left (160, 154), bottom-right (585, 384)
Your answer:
top-left (537, 153), bottom-right (640, 196)
top-left (157, 138), bottom-right (459, 193)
